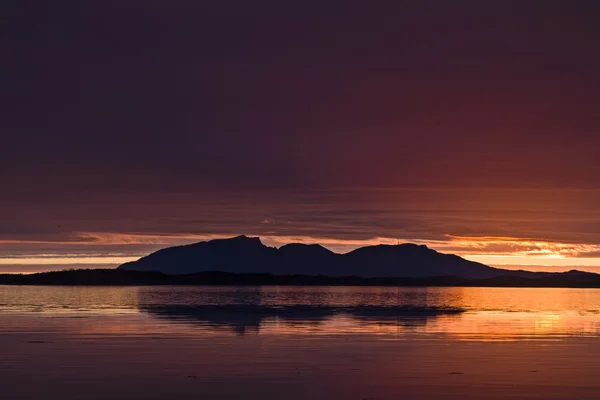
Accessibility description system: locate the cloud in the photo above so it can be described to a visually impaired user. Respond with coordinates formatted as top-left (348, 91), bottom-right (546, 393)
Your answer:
top-left (1, 188), bottom-right (600, 270)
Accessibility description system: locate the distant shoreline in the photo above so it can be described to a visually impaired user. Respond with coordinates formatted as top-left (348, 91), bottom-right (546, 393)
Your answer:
top-left (2, 269), bottom-right (600, 288)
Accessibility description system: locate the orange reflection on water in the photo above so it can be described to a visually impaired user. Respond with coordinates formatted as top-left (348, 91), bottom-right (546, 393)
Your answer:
top-left (3, 286), bottom-right (600, 341)
top-left (249, 311), bottom-right (600, 341)
top-left (25, 309), bottom-right (600, 344)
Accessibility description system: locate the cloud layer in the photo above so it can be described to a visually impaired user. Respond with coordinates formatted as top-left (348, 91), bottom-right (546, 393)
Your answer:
top-left (1, 189), bottom-right (599, 271)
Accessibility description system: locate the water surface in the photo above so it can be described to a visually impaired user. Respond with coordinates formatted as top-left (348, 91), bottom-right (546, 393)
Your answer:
top-left (2, 286), bottom-right (600, 399)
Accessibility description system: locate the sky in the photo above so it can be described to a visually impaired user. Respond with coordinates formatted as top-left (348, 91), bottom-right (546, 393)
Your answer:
top-left (2, 1), bottom-right (600, 273)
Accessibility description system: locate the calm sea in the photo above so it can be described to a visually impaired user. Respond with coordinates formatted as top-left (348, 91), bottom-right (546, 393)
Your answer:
top-left (2, 286), bottom-right (600, 399)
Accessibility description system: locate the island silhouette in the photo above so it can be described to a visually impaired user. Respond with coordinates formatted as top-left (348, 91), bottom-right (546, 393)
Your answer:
top-left (1, 235), bottom-right (598, 287)
top-left (119, 235), bottom-right (509, 278)
top-left (118, 235), bottom-right (588, 279)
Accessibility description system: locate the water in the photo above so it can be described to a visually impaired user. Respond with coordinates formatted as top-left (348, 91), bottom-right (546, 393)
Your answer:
top-left (2, 286), bottom-right (600, 399)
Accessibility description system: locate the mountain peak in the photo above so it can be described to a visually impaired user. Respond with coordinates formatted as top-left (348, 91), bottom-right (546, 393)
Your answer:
top-left (231, 234), bottom-right (260, 241)
top-left (280, 242), bottom-right (335, 255)
top-left (212, 235), bottom-right (264, 246)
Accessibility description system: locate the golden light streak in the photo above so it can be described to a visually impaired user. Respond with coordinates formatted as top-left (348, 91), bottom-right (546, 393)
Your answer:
top-left (0, 256), bottom-right (138, 265)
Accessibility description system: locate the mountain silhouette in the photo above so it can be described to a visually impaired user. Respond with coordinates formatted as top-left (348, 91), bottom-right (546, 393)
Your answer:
top-left (118, 235), bottom-right (536, 279)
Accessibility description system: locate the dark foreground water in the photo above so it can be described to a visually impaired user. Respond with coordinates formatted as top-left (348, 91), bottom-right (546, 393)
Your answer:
top-left (2, 286), bottom-right (600, 399)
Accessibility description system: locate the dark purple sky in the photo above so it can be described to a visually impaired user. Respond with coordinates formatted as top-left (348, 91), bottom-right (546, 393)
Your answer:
top-left (2, 1), bottom-right (600, 271)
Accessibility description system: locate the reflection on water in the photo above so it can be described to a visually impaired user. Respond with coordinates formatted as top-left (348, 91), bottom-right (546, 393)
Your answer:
top-left (3, 285), bottom-right (600, 339)
top-left (4, 286), bottom-right (600, 399)
top-left (142, 304), bottom-right (463, 336)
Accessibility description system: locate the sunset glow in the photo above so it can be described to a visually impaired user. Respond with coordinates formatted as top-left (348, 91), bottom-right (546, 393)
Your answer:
top-left (1, 231), bottom-right (599, 273)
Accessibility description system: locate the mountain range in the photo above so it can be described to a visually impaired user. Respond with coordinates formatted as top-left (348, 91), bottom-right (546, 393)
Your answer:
top-left (118, 235), bottom-right (587, 280)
